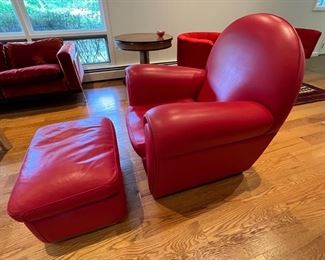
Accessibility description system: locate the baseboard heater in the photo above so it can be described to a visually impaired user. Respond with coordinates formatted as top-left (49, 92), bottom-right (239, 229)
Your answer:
top-left (83, 61), bottom-right (176, 83)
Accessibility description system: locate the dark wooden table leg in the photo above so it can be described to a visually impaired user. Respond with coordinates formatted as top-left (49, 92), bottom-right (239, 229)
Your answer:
top-left (140, 51), bottom-right (150, 64)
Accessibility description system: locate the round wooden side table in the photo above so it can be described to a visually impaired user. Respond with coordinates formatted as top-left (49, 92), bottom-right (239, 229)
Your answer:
top-left (114, 33), bottom-right (173, 64)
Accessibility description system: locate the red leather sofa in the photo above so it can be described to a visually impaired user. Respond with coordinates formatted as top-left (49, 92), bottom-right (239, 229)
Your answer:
top-left (0, 38), bottom-right (84, 100)
top-left (125, 14), bottom-right (304, 198)
top-left (295, 28), bottom-right (322, 58)
top-left (177, 32), bottom-right (220, 69)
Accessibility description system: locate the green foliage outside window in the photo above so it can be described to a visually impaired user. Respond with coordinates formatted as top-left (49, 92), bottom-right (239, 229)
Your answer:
top-left (24, 0), bottom-right (104, 31)
top-left (0, 0), bottom-right (22, 33)
top-left (0, 0), bottom-right (110, 65)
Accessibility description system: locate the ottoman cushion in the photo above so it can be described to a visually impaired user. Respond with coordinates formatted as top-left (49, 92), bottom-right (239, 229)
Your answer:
top-left (7, 117), bottom-right (127, 242)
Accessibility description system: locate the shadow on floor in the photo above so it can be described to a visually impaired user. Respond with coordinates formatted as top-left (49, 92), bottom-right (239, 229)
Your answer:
top-left (0, 92), bottom-right (86, 118)
top-left (157, 170), bottom-right (261, 218)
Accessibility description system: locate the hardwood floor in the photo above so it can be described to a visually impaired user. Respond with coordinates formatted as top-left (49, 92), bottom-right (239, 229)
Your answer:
top-left (1, 57), bottom-right (325, 259)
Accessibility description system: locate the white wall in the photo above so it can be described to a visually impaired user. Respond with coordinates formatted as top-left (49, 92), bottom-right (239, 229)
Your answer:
top-left (106, 0), bottom-right (325, 66)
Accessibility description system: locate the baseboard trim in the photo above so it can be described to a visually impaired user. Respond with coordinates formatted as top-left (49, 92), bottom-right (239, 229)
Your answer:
top-left (83, 61), bottom-right (177, 83)
top-left (84, 69), bottom-right (125, 82)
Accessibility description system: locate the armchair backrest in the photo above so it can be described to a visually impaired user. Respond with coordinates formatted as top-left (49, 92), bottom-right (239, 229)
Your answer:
top-left (178, 32), bottom-right (220, 43)
top-left (177, 32), bottom-right (220, 69)
top-left (295, 27), bottom-right (321, 58)
top-left (198, 14), bottom-right (304, 131)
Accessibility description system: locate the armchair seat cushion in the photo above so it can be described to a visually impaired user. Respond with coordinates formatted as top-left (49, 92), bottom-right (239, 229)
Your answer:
top-left (126, 98), bottom-right (195, 157)
top-left (126, 105), bottom-right (152, 157)
top-left (0, 64), bottom-right (62, 86)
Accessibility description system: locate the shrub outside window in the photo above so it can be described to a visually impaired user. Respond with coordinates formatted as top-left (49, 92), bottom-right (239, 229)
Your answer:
top-left (0, 0), bottom-right (111, 65)
top-left (0, 0), bottom-right (22, 33)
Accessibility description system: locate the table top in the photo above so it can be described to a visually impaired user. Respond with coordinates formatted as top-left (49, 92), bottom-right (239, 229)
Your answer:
top-left (114, 33), bottom-right (173, 44)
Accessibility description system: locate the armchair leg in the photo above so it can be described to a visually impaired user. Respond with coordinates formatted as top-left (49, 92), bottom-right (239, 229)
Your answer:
top-left (0, 130), bottom-right (11, 151)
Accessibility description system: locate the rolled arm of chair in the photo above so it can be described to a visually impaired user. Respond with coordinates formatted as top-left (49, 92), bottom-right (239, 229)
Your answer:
top-left (57, 42), bottom-right (84, 90)
top-left (126, 64), bottom-right (206, 106)
top-left (144, 101), bottom-right (274, 157)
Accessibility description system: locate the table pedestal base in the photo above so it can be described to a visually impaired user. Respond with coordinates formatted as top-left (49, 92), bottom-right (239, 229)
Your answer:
top-left (140, 51), bottom-right (150, 64)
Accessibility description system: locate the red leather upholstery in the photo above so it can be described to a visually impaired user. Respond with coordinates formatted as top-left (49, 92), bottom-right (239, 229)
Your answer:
top-left (177, 32), bottom-right (220, 69)
top-left (198, 16), bottom-right (304, 132)
top-left (7, 117), bottom-right (127, 242)
top-left (125, 14), bottom-right (304, 198)
top-left (127, 99), bottom-right (195, 157)
top-left (295, 28), bottom-right (322, 58)
top-left (0, 64), bottom-right (62, 86)
top-left (4, 38), bottom-right (62, 68)
top-left (57, 41), bottom-right (84, 90)
top-left (144, 102), bottom-right (274, 157)
top-left (126, 65), bottom-right (205, 106)
top-left (0, 38), bottom-right (84, 99)
top-left (0, 43), bottom-right (6, 71)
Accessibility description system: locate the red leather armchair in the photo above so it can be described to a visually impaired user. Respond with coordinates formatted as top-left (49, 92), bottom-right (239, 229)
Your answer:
top-left (295, 28), bottom-right (321, 58)
top-left (177, 32), bottom-right (220, 69)
top-left (125, 14), bottom-right (304, 198)
top-left (0, 38), bottom-right (84, 100)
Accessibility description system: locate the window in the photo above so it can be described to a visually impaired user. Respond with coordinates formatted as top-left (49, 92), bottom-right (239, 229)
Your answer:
top-left (314, 0), bottom-right (325, 10)
top-left (0, 0), bottom-right (112, 66)
top-left (23, 0), bottom-right (104, 31)
top-left (0, 0), bottom-right (22, 33)
top-left (73, 37), bottom-right (110, 64)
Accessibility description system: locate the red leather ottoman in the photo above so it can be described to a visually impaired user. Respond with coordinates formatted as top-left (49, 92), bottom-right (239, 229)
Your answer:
top-left (7, 117), bottom-right (127, 243)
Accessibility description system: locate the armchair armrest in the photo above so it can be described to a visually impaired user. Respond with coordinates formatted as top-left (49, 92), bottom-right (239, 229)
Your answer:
top-left (57, 42), bottom-right (84, 90)
top-left (126, 64), bottom-right (206, 106)
top-left (144, 101), bottom-right (274, 157)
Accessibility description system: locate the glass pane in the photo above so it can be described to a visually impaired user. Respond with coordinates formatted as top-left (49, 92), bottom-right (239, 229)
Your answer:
top-left (316, 0), bottom-right (325, 7)
top-left (0, 0), bottom-right (22, 33)
top-left (73, 38), bottom-right (110, 65)
top-left (23, 0), bottom-right (104, 31)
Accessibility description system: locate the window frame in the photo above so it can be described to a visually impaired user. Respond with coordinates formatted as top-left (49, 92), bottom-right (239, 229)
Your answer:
top-left (0, 0), bottom-right (115, 66)
top-left (60, 35), bottom-right (111, 65)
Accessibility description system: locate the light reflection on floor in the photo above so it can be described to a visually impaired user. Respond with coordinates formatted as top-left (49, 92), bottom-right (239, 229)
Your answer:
top-left (85, 87), bottom-right (121, 114)
top-left (84, 85), bottom-right (130, 160)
